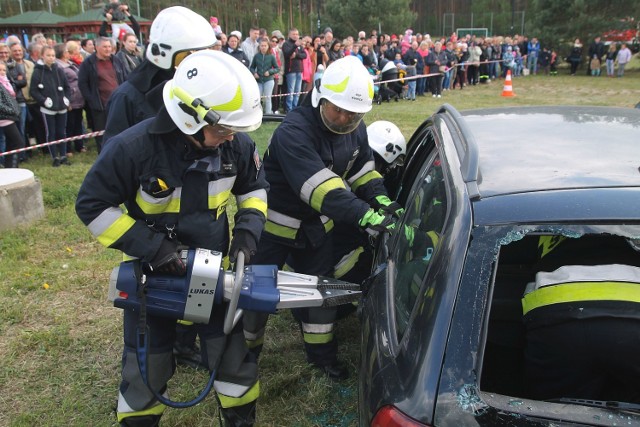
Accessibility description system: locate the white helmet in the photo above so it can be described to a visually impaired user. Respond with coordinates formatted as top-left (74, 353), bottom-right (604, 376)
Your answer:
top-left (146, 6), bottom-right (217, 70)
top-left (163, 50), bottom-right (262, 135)
top-left (311, 56), bottom-right (373, 134)
top-left (367, 121), bottom-right (406, 166)
top-left (312, 55), bottom-right (374, 113)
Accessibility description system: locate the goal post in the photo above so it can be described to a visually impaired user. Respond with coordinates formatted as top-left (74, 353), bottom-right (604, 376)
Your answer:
top-left (456, 28), bottom-right (489, 38)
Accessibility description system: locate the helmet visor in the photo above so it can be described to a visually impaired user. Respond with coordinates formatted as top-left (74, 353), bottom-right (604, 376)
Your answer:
top-left (320, 100), bottom-right (365, 134)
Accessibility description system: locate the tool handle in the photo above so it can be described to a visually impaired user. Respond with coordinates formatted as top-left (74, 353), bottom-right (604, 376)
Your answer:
top-left (223, 251), bottom-right (245, 334)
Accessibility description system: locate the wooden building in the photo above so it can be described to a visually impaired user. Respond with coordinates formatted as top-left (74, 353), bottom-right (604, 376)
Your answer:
top-left (0, 8), bottom-right (151, 44)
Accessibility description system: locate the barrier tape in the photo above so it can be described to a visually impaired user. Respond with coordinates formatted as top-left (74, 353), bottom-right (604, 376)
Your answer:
top-left (0, 130), bottom-right (104, 157)
top-left (0, 59), bottom-right (506, 157)
top-left (265, 58), bottom-right (506, 96)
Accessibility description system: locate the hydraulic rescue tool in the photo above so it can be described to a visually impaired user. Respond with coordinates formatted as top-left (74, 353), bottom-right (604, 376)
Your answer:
top-left (107, 248), bottom-right (361, 408)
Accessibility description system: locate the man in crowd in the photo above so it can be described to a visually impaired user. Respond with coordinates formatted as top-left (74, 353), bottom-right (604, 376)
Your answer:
top-left (80, 38), bottom-right (95, 59)
top-left (241, 26), bottom-right (260, 64)
top-left (76, 50), bottom-right (267, 427)
top-left (587, 36), bottom-right (605, 76)
top-left (282, 27), bottom-right (307, 113)
top-left (78, 36), bottom-right (127, 153)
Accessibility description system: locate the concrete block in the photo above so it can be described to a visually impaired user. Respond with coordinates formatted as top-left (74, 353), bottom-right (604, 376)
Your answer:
top-left (0, 168), bottom-right (45, 232)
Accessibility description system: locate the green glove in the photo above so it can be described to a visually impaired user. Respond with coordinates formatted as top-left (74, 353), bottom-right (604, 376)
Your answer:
top-left (374, 195), bottom-right (405, 218)
top-left (359, 209), bottom-right (397, 236)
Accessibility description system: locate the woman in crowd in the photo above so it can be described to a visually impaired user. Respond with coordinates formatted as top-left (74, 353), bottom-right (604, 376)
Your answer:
top-left (301, 35), bottom-right (316, 92)
top-left (567, 38), bottom-right (583, 76)
top-left (0, 61), bottom-right (25, 168)
top-left (327, 39), bottom-right (344, 65)
top-left (29, 45), bottom-right (70, 166)
top-left (6, 42), bottom-right (28, 161)
top-left (250, 38), bottom-right (279, 116)
top-left (605, 43), bottom-right (617, 77)
top-left (115, 32), bottom-right (142, 74)
top-left (66, 40), bottom-right (84, 66)
top-left (55, 42), bottom-right (85, 154)
top-left (313, 35), bottom-right (328, 70)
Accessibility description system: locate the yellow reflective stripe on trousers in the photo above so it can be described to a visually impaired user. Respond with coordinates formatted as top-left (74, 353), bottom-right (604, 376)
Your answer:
top-left (350, 170), bottom-right (383, 192)
top-left (303, 331), bottom-right (334, 344)
top-left (88, 207), bottom-right (135, 246)
top-left (217, 381), bottom-right (260, 408)
top-left (117, 402), bottom-right (166, 422)
top-left (334, 246), bottom-right (365, 279)
top-left (245, 336), bottom-right (264, 349)
top-left (521, 281), bottom-right (640, 315)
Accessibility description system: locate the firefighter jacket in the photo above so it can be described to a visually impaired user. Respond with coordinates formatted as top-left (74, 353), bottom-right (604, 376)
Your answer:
top-left (522, 263), bottom-right (640, 329)
top-left (103, 60), bottom-right (174, 144)
top-left (75, 108), bottom-right (268, 261)
top-left (262, 104), bottom-right (387, 247)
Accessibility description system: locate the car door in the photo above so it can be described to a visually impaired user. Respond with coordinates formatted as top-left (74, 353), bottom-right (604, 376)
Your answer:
top-left (359, 119), bottom-right (472, 426)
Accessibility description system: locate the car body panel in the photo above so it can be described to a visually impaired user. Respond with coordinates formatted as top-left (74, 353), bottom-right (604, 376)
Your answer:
top-left (359, 105), bottom-right (640, 426)
top-left (461, 106), bottom-right (640, 198)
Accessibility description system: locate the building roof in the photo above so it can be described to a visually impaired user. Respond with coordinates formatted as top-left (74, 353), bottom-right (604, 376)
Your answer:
top-left (1, 10), bottom-right (67, 25)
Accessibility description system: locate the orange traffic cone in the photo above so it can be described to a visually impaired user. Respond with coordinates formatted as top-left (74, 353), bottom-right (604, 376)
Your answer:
top-left (501, 70), bottom-right (515, 97)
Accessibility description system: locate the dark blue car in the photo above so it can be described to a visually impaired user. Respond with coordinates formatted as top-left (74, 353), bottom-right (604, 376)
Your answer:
top-left (359, 105), bottom-right (640, 426)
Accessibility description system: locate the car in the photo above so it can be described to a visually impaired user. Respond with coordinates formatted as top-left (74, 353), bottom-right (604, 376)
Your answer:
top-left (358, 105), bottom-right (640, 426)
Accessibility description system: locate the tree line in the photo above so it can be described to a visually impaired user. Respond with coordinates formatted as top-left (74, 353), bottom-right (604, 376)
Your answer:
top-left (1, 0), bottom-right (638, 52)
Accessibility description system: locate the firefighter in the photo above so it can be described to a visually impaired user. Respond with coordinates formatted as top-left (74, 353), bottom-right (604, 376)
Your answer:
top-left (333, 120), bottom-right (407, 285)
top-left (522, 236), bottom-right (640, 404)
top-left (76, 50), bottom-right (267, 427)
top-left (103, 6), bottom-right (217, 145)
top-left (244, 56), bottom-right (398, 380)
top-left (102, 6), bottom-right (218, 371)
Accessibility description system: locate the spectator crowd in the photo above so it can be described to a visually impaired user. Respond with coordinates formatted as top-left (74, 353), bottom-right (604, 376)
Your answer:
top-left (0, 5), bottom-right (636, 168)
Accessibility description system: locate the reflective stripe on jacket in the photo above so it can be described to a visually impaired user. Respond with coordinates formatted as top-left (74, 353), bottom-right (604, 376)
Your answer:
top-left (522, 264), bottom-right (640, 324)
top-left (261, 104), bottom-right (387, 245)
top-left (76, 110), bottom-right (268, 260)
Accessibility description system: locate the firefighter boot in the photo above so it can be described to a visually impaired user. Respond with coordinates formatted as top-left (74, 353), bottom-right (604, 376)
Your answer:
top-left (119, 415), bottom-right (161, 427)
top-left (221, 402), bottom-right (256, 427)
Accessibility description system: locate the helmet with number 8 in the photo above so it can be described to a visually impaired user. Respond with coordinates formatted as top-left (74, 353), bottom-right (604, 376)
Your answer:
top-left (146, 6), bottom-right (217, 70)
top-left (163, 50), bottom-right (263, 135)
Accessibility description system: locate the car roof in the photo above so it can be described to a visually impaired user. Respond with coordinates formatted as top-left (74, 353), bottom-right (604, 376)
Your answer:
top-left (458, 106), bottom-right (640, 198)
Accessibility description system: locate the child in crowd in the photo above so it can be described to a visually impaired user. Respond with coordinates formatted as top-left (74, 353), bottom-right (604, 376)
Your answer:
top-left (549, 49), bottom-right (558, 76)
top-left (405, 61), bottom-right (417, 101)
top-left (29, 45), bottom-right (70, 167)
top-left (590, 54), bottom-right (601, 76)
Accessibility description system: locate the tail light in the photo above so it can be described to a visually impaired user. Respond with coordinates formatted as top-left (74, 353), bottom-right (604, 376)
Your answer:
top-left (371, 405), bottom-right (430, 427)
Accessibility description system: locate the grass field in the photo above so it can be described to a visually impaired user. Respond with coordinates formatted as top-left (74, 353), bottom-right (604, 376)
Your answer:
top-left (0, 69), bottom-right (639, 427)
